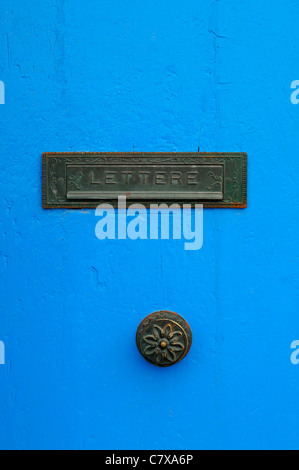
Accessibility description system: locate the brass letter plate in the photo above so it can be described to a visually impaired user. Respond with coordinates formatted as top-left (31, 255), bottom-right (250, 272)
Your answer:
top-left (42, 152), bottom-right (247, 208)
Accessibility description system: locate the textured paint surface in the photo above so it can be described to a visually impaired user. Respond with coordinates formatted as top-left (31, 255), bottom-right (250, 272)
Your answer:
top-left (0, 0), bottom-right (298, 450)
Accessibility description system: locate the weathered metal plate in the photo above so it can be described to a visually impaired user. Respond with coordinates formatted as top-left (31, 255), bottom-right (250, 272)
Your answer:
top-left (42, 152), bottom-right (247, 208)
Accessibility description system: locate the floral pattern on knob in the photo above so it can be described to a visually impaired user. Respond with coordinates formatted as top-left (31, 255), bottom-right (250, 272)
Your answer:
top-left (136, 311), bottom-right (192, 367)
top-left (143, 323), bottom-right (185, 365)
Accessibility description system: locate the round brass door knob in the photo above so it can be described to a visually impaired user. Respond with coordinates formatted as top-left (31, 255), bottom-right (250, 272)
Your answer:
top-left (136, 311), bottom-right (192, 367)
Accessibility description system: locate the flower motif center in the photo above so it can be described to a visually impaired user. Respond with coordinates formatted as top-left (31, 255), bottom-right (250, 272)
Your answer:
top-left (142, 322), bottom-right (185, 365)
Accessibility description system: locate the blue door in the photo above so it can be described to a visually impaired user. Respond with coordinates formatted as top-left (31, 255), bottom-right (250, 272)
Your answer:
top-left (0, 0), bottom-right (298, 450)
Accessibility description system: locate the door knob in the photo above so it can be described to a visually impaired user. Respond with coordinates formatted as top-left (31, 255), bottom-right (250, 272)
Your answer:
top-left (136, 311), bottom-right (192, 367)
